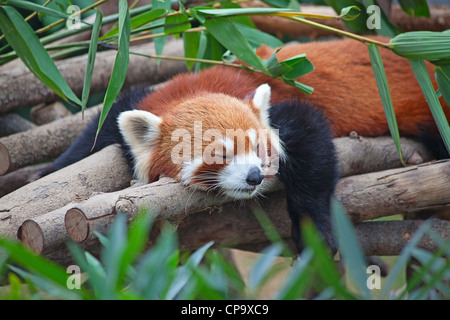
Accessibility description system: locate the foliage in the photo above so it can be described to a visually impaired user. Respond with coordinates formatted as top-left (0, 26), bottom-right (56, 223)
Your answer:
top-left (0, 204), bottom-right (448, 300)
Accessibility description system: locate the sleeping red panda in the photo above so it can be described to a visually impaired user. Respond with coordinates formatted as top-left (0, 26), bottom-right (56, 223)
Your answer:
top-left (40, 37), bottom-right (449, 254)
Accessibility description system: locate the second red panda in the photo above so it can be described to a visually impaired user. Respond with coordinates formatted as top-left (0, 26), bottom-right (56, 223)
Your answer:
top-left (40, 37), bottom-right (449, 253)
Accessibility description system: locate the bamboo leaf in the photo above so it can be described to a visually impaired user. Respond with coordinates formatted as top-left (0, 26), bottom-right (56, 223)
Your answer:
top-left (390, 31), bottom-right (450, 62)
top-left (435, 66), bottom-right (450, 108)
top-left (280, 54), bottom-right (314, 79)
top-left (409, 59), bottom-right (450, 155)
top-left (398, 0), bottom-right (430, 18)
top-left (302, 220), bottom-right (355, 299)
top-left (274, 249), bottom-right (314, 299)
top-left (5, 0), bottom-right (70, 20)
top-left (164, 13), bottom-right (191, 36)
top-left (339, 5), bottom-right (361, 21)
top-left (0, 238), bottom-right (70, 289)
top-left (81, 9), bottom-right (103, 111)
top-left (0, 6), bottom-right (82, 106)
top-left (234, 22), bottom-right (283, 49)
top-left (293, 80), bottom-right (314, 95)
top-left (203, 17), bottom-right (265, 70)
top-left (248, 244), bottom-right (283, 291)
top-left (261, 0), bottom-right (300, 10)
top-left (381, 221), bottom-right (432, 299)
top-left (368, 44), bottom-right (405, 164)
top-left (100, 8), bottom-right (167, 40)
top-left (196, 7), bottom-right (294, 16)
top-left (331, 198), bottom-right (372, 299)
top-left (152, 0), bottom-right (171, 59)
top-left (165, 241), bottom-right (213, 300)
top-left (182, 31), bottom-right (200, 70)
top-left (95, 0), bottom-right (130, 139)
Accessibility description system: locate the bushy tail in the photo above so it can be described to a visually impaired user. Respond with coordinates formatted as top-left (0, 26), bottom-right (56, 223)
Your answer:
top-left (38, 87), bottom-right (151, 177)
top-left (269, 100), bottom-right (339, 254)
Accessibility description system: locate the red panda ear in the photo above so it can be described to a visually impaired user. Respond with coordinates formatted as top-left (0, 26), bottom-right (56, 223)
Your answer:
top-left (252, 83), bottom-right (271, 129)
top-left (118, 110), bottom-right (162, 182)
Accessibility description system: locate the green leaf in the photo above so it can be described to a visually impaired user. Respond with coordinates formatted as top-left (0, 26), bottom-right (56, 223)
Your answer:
top-left (339, 5), bottom-right (361, 21)
top-left (274, 249), bottom-right (314, 299)
top-left (261, 0), bottom-right (300, 10)
top-left (0, 238), bottom-right (88, 299)
top-left (100, 8), bottom-right (167, 40)
top-left (406, 244), bottom-right (450, 299)
top-left (165, 241), bottom-right (214, 300)
top-left (164, 13), bottom-right (191, 37)
top-left (122, 211), bottom-right (154, 270)
top-left (0, 6), bottom-right (82, 106)
top-left (280, 54), bottom-right (314, 79)
top-left (390, 31), bottom-right (450, 62)
top-left (95, 0), bottom-right (130, 139)
top-left (152, 0), bottom-right (171, 58)
top-left (293, 80), bottom-right (314, 95)
top-left (302, 220), bottom-right (355, 299)
top-left (331, 198), bottom-right (372, 299)
top-left (5, 0), bottom-right (70, 20)
top-left (183, 31), bottom-right (200, 70)
top-left (131, 226), bottom-right (178, 299)
top-left (435, 66), bottom-right (450, 108)
top-left (381, 221), bottom-right (432, 299)
top-left (203, 17), bottom-right (265, 70)
top-left (234, 22), bottom-right (283, 49)
top-left (101, 213), bottom-right (128, 299)
top-left (368, 44), bottom-right (404, 164)
top-left (196, 7), bottom-right (294, 16)
top-left (8, 265), bottom-right (82, 300)
top-left (409, 59), bottom-right (450, 155)
top-left (248, 244), bottom-right (283, 291)
top-left (398, 0), bottom-right (430, 18)
top-left (81, 9), bottom-right (103, 111)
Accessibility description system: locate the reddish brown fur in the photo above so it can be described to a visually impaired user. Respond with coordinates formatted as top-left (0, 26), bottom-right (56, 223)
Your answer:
top-left (139, 37), bottom-right (449, 137)
top-left (137, 37), bottom-right (449, 181)
top-left (146, 92), bottom-right (264, 182)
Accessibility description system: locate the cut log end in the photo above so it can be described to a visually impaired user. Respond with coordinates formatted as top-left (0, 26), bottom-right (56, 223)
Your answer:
top-left (0, 142), bottom-right (11, 175)
top-left (17, 220), bottom-right (44, 253)
top-left (65, 208), bottom-right (89, 243)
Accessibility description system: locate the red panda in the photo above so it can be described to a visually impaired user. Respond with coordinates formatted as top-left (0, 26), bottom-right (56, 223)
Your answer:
top-left (40, 37), bottom-right (449, 254)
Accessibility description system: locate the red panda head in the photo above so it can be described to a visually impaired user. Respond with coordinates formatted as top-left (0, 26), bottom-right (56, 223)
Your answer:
top-left (118, 84), bottom-right (283, 199)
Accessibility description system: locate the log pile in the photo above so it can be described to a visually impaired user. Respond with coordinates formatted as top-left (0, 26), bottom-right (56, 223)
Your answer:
top-left (1, 13), bottom-right (449, 263)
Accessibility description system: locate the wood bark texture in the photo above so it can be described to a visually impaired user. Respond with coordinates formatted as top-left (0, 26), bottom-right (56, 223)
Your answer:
top-left (0, 144), bottom-right (132, 240)
top-left (0, 105), bottom-right (100, 175)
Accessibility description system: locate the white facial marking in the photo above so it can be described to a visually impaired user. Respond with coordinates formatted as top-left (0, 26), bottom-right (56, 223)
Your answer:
top-left (180, 157), bottom-right (203, 186)
top-left (218, 152), bottom-right (264, 199)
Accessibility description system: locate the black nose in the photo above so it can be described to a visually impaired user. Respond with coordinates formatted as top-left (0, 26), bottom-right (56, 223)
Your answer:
top-left (246, 167), bottom-right (264, 186)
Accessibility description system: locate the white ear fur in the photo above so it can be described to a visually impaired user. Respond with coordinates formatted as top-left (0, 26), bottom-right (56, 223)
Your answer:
top-left (252, 84), bottom-right (286, 161)
top-left (118, 110), bottom-right (162, 183)
top-left (252, 84), bottom-right (271, 129)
